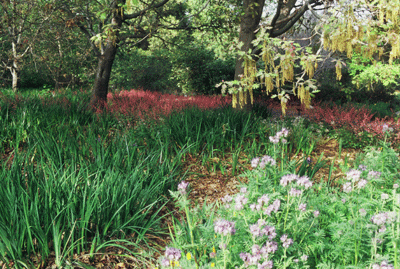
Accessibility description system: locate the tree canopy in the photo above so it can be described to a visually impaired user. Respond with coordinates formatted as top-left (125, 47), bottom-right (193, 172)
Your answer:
top-left (220, 0), bottom-right (400, 112)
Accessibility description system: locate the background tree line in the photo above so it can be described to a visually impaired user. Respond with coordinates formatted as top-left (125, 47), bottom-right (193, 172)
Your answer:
top-left (1, 0), bottom-right (399, 110)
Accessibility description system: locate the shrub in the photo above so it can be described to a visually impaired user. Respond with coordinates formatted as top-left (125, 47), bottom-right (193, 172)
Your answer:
top-left (111, 49), bottom-right (175, 92)
top-left (170, 44), bottom-right (235, 95)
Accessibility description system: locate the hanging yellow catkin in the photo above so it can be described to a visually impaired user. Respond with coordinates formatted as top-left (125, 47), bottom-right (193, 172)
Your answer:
top-left (336, 62), bottom-right (342, 81)
top-left (275, 69), bottom-right (280, 88)
top-left (232, 93), bottom-right (237, 108)
top-left (239, 90), bottom-right (244, 108)
top-left (347, 42), bottom-right (353, 59)
top-left (265, 75), bottom-right (273, 94)
top-left (304, 89), bottom-right (311, 109)
top-left (298, 83), bottom-right (304, 101)
top-left (280, 96), bottom-right (287, 116)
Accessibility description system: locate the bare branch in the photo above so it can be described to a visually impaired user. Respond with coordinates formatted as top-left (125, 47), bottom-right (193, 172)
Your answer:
top-left (269, 0), bottom-right (283, 35)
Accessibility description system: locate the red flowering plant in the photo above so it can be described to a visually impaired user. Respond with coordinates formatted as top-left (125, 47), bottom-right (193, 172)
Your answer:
top-left (302, 102), bottom-right (400, 146)
top-left (104, 89), bottom-right (231, 124)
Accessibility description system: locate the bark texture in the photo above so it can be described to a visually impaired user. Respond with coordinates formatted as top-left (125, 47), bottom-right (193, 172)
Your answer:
top-left (233, 0), bottom-right (265, 110)
top-left (90, 13), bottom-right (122, 109)
top-left (90, 41), bottom-right (119, 109)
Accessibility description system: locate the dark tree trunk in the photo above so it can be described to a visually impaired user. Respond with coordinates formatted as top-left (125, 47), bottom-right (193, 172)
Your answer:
top-left (233, 0), bottom-right (265, 110)
top-left (90, 42), bottom-right (118, 110)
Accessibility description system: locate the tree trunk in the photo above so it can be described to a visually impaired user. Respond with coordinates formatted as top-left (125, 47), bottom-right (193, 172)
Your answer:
top-left (11, 65), bottom-right (19, 92)
top-left (11, 41), bottom-right (20, 92)
top-left (90, 42), bottom-right (118, 110)
top-left (233, 0), bottom-right (265, 110)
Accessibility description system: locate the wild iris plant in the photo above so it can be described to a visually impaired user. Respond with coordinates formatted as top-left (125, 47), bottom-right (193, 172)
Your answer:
top-left (160, 129), bottom-right (400, 268)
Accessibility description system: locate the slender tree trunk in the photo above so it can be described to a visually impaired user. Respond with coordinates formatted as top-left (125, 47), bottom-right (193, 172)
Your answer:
top-left (11, 65), bottom-right (19, 92)
top-left (11, 41), bottom-right (20, 92)
top-left (233, 0), bottom-right (265, 110)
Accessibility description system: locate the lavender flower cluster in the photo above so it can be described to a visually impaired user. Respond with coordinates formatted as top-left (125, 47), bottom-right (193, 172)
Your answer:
top-left (177, 180), bottom-right (189, 195)
top-left (249, 219), bottom-right (277, 239)
top-left (161, 247), bottom-right (181, 267)
top-left (246, 193), bottom-right (281, 216)
top-left (239, 243), bottom-right (277, 268)
top-left (371, 211), bottom-right (397, 228)
top-left (239, 233), bottom-right (296, 268)
top-left (214, 219), bottom-right (236, 236)
top-left (251, 155), bottom-right (276, 169)
top-left (269, 127), bottom-right (289, 144)
top-left (372, 260), bottom-right (394, 269)
top-left (342, 168), bottom-right (381, 193)
top-left (280, 174), bottom-right (313, 189)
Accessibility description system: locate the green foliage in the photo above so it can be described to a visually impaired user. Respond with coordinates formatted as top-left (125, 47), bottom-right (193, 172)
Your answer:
top-left (111, 49), bottom-right (175, 92)
top-left (251, 101), bottom-right (272, 119)
top-left (354, 101), bottom-right (393, 119)
top-left (110, 45), bottom-right (235, 95)
top-left (170, 44), bottom-right (235, 95)
top-left (348, 53), bottom-right (400, 91)
top-left (331, 128), bottom-right (378, 149)
top-left (315, 67), bottom-right (396, 106)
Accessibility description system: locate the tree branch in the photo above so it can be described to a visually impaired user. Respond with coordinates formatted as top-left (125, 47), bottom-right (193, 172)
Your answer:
top-left (123, 0), bottom-right (170, 20)
top-left (269, 0), bottom-right (283, 35)
top-left (271, 0), bottom-right (323, 37)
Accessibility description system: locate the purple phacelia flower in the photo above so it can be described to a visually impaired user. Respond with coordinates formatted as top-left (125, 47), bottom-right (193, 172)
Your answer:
top-left (301, 255), bottom-right (308, 261)
top-left (235, 194), bottom-right (248, 210)
top-left (262, 225), bottom-right (276, 240)
top-left (177, 181), bottom-right (189, 195)
top-left (280, 174), bottom-right (298, 187)
top-left (289, 188), bottom-right (302, 197)
top-left (164, 247), bottom-right (181, 261)
top-left (381, 193), bottom-right (390, 200)
top-left (260, 155), bottom-right (276, 167)
top-left (357, 179), bottom-right (368, 189)
top-left (269, 136), bottom-right (280, 144)
top-left (263, 241), bottom-right (278, 254)
top-left (346, 169), bottom-right (362, 182)
top-left (371, 212), bottom-right (388, 226)
top-left (257, 194), bottom-right (270, 206)
top-left (368, 171), bottom-right (382, 180)
top-left (221, 194), bottom-right (232, 203)
top-left (214, 219), bottom-right (236, 236)
top-left (249, 224), bottom-right (262, 237)
top-left (258, 260), bottom-right (273, 269)
top-left (358, 164), bottom-right (367, 171)
top-left (251, 157), bottom-right (260, 168)
top-left (299, 203), bottom-right (307, 212)
top-left (372, 260), bottom-right (394, 269)
top-left (297, 175), bottom-right (313, 189)
top-left (161, 258), bottom-right (170, 267)
top-left (280, 234), bottom-right (293, 248)
top-left (343, 182), bottom-right (352, 193)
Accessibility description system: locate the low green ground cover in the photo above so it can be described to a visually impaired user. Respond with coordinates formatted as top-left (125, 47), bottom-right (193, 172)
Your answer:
top-left (0, 88), bottom-right (399, 268)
